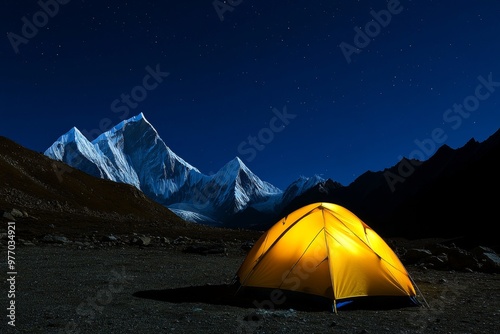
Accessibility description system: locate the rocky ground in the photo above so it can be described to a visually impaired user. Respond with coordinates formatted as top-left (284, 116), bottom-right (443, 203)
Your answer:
top-left (1, 236), bottom-right (499, 334)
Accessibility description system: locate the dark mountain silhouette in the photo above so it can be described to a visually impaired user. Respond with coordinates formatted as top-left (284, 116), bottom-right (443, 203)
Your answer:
top-left (271, 128), bottom-right (500, 250)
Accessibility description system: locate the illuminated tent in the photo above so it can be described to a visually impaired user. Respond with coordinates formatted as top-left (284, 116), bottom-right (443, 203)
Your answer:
top-left (235, 202), bottom-right (423, 312)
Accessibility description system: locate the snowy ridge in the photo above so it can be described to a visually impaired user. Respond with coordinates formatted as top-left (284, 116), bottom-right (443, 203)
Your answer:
top-left (168, 208), bottom-right (219, 225)
top-left (45, 127), bottom-right (117, 181)
top-left (44, 113), bottom-right (324, 225)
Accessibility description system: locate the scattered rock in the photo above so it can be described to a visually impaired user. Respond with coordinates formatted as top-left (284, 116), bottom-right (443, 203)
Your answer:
top-left (471, 247), bottom-right (500, 273)
top-left (447, 247), bottom-right (479, 271)
top-left (174, 236), bottom-right (191, 244)
top-left (183, 244), bottom-right (227, 255)
top-left (400, 242), bottom-right (500, 273)
top-left (243, 312), bottom-right (263, 321)
top-left (425, 254), bottom-right (448, 269)
top-left (241, 241), bottom-right (254, 251)
top-left (10, 208), bottom-right (24, 218)
top-left (160, 237), bottom-right (170, 244)
top-left (2, 211), bottom-right (16, 221)
top-left (131, 236), bottom-right (151, 246)
top-left (102, 234), bottom-right (119, 242)
top-left (41, 234), bottom-right (71, 244)
top-left (404, 248), bottom-right (432, 264)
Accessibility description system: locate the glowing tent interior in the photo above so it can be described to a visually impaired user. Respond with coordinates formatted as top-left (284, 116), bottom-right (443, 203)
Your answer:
top-left (234, 202), bottom-right (425, 312)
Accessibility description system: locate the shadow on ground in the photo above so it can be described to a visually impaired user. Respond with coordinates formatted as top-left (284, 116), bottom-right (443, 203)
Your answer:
top-left (133, 284), bottom-right (420, 312)
top-left (132, 284), bottom-right (334, 311)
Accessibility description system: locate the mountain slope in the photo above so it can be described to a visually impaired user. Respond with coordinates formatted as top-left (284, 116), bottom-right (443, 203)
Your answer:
top-left (0, 136), bottom-right (260, 241)
top-left (384, 132), bottom-right (500, 245)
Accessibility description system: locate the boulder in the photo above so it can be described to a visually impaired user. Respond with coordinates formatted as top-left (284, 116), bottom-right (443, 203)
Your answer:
top-left (131, 236), bottom-right (151, 246)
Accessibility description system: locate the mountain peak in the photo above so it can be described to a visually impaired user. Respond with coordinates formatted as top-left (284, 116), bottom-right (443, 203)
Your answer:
top-left (94, 112), bottom-right (158, 143)
top-left (134, 112), bottom-right (146, 120)
top-left (68, 126), bottom-right (80, 134)
top-left (44, 126), bottom-right (95, 163)
top-left (126, 112), bottom-right (151, 126)
top-left (56, 126), bottom-right (88, 145)
top-left (66, 126), bottom-right (80, 136)
top-left (230, 156), bottom-right (246, 168)
top-left (219, 157), bottom-right (253, 178)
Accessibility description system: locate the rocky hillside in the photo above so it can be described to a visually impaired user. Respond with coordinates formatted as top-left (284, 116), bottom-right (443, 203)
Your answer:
top-left (0, 136), bottom-right (261, 242)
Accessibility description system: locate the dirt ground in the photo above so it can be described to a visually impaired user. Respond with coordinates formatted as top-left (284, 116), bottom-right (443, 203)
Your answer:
top-left (2, 240), bottom-right (499, 334)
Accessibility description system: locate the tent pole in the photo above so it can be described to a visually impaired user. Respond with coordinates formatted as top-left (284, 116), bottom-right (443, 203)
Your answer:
top-left (409, 274), bottom-right (430, 308)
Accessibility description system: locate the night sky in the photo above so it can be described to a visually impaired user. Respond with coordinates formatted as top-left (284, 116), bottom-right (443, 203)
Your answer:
top-left (2, 1), bottom-right (500, 189)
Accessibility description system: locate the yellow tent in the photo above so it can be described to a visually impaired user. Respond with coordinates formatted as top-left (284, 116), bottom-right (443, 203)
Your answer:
top-left (235, 202), bottom-right (422, 312)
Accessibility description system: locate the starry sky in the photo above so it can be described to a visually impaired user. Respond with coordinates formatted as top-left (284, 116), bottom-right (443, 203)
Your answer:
top-left (1, 1), bottom-right (500, 189)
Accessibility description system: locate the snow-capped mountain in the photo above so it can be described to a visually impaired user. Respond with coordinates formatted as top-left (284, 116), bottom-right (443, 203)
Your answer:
top-left (164, 156), bottom-right (284, 223)
top-left (44, 113), bottom-right (324, 225)
top-left (45, 113), bottom-right (200, 202)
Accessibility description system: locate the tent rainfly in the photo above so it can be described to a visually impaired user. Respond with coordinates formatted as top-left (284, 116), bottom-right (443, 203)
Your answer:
top-left (234, 202), bottom-right (425, 312)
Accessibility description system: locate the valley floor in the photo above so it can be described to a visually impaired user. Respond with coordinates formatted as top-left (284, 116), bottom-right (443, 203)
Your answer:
top-left (2, 242), bottom-right (499, 334)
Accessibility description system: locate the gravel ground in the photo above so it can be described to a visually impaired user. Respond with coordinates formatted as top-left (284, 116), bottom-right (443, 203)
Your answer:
top-left (2, 242), bottom-right (499, 334)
